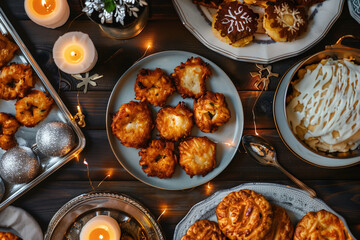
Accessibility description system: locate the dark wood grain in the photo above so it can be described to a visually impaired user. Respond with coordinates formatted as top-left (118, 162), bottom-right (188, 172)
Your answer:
top-left (0, 0), bottom-right (359, 239)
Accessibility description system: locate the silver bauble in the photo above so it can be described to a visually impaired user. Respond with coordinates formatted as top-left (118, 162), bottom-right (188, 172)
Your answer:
top-left (36, 122), bottom-right (76, 157)
top-left (0, 146), bottom-right (40, 184)
top-left (0, 177), bottom-right (4, 201)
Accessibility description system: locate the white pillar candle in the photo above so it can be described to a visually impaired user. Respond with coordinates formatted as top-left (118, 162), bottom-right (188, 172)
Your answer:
top-left (80, 215), bottom-right (121, 240)
top-left (24, 0), bottom-right (70, 29)
top-left (53, 31), bottom-right (98, 74)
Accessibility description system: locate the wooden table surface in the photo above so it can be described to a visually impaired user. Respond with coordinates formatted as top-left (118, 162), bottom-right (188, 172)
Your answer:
top-left (1, 0), bottom-right (360, 239)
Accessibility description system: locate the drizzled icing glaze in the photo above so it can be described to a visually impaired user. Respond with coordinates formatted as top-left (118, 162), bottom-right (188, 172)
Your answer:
top-left (287, 59), bottom-right (360, 152)
top-left (221, 6), bottom-right (253, 34)
top-left (274, 3), bottom-right (305, 34)
top-left (214, 1), bottom-right (258, 43)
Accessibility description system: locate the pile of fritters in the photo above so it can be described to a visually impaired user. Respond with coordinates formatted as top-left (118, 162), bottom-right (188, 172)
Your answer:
top-left (111, 56), bottom-right (231, 179)
top-left (0, 34), bottom-right (53, 150)
top-left (182, 189), bottom-right (353, 240)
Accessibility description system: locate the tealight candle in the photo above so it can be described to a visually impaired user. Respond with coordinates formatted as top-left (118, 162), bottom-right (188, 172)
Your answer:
top-left (80, 215), bottom-right (121, 240)
top-left (53, 32), bottom-right (98, 74)
top-left (24, 0), bottom-right (70, 28)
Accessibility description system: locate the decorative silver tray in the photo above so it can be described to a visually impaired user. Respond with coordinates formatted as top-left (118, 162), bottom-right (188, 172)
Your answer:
top-left (45, 192), bottom-right (165, 240)
top-left (174, 182), bottom-right (355, 240)
top-left (0, 8), bottom-right (85, 210)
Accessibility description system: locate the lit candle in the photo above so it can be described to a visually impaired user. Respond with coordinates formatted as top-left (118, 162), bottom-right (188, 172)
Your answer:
top-left (80, 215), bottom-right (121, 240)
top-left (53, 32), bottom-right (98, 74)
top-left (24, 0), bottom-right (69, 28)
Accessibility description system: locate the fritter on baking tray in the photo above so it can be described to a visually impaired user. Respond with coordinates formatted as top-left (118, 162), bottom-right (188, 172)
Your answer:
top-left (15, 90), bottom-right (53, 127)
top-left (294, 209), bottom-right (354, 240)
top-left (179, 136), bottom-right (216, 178)
top-left (138, 139), bottom-right (177, 179)
top-left (0, 63), bottom-right (35, 100)
top-left (156, 102), bottom-right (194, 141)
top-left (0, 112), bottom-right (20, 150)
top-left (193, 91), bottom-right (230, 133)
top-left (264, 204), bottom-right (294, 240)
top-left (0, 34), bottom-right (19, 68)
top-left (111, 101), bottom-right (154, 148)
top-left (192, 0), bottom-right (224, 8)
top-left (216, 189), bottom-right (273, 240)
top-left (171, 57), bottom-right (211, 99)
top-left (181, 219), bottom-right (226, 240)
top-left (134, 68), bottom-right (175, 107)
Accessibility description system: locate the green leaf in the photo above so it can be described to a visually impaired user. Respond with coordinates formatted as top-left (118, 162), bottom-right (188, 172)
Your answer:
top-left (104, 0), bottom-right (116, 13)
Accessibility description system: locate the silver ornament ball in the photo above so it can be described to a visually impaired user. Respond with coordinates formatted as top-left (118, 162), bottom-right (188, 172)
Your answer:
top-left (0, 177), bottom-right (4, 201)
top-left (0, 146), bottom-right (40, 184)
top-left (36, 122), bottom-right (76, 157)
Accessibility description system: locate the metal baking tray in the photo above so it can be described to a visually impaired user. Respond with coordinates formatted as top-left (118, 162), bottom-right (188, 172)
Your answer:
top-left (0, 8), bottom-right (86, 210)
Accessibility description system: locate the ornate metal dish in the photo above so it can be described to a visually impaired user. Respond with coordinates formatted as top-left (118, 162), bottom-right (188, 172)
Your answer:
top-left (274, 36), bottom-right (360, 168)
top-left (45, 192), bottom-right (164, 240)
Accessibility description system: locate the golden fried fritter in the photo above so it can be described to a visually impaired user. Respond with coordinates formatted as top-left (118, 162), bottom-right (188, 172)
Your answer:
top-left (139, 139), bottom-right (177, 178)
top-left (193, 91), bottom-right (231, 133)
top-left (156, 102), bottom-right (194, 141)
top-left (111, 101), bottom-right (154, 148)
top-left (192, 0), bottom-right (224, 8)
top-left (15, 90), bottom-right (53, 127)
top-left (216, 189), bottom-right (273, 240)
top-left (0, 112), bottom-right (20, 150)
top-left (264, 204), bottom-right (294, 240)
top-left (171, 57), bottom-right (211, 99)
top-left (0, 34), bottom-right (18, 68)
top-left (181, 219), bottom-right (226, 240)
top-left (294, 210), bottom-right (353, 240)
top-left (135, 68), bottom-right (175, 107)
top-left (179, 136), bottom-right (216, 177)
top-left (0, 64), bottom-right (35, 100)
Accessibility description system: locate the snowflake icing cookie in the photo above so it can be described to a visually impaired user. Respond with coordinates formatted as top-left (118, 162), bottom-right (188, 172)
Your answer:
top-left (212, 0), bottom-right (258, 47)
top-left (263, 1), bottom-right (308, 42)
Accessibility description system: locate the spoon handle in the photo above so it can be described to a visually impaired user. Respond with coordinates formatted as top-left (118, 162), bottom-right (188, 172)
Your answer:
top-left (276, 165), bottom-right (317, 198)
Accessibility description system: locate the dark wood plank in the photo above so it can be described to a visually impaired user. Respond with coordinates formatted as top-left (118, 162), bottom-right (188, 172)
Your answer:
top-left (12, 180), bottom-right (360, 239)
top-left (57, 91), bottom-right (275, 130)
top-left (48, 129), bottom-right (360, 182)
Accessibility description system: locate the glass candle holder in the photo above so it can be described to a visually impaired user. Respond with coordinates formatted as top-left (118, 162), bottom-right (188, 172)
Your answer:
top-left (83, 0), bottom-right (149, 39)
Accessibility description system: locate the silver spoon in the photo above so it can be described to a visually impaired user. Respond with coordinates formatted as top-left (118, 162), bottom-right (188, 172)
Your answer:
top-left (242, 134), bottom-right (316, 198)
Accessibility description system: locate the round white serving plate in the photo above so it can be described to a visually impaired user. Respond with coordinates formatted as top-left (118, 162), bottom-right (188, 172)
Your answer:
top-left (173, 182), bottom-right (355, 240)
top-left (172, 0), bottom-right (344, 63)
top-left (106, 50), bottom-right (244, 190)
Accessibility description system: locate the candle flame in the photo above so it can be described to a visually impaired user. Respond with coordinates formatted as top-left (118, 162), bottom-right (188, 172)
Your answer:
top-left (41, 0), bottom-right (47, 6)
top-left (83, 160), bottom-right (88, 166)
top-left (146, 42), bottom-right (151, 49)
top-left (255, 130), bottom-right (259, 136)
top-left (77, 105), bottom-right (82, 113)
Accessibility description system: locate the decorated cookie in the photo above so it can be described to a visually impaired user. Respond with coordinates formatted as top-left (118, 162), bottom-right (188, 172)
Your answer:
top-left (212, 0), bottom-right (258, 47)
top-left (263, 1), bottom-right (308, 42)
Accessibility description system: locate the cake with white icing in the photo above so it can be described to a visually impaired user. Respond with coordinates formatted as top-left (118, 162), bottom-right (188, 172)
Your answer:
top-left (286, 58), bottom-right (360, 153)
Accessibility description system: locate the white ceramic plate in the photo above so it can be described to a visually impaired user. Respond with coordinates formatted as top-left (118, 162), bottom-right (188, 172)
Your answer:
top-left (348, 0), bottom-right (360, 24)
top-left (0, 205), bottom-right (43, 240)
top-left (273, 61), bottom-right (360, 168)
top-left (173, 182), bottom-right (355, 240)
top-left (172, 0), bottom-right (344, 63)
top-left (106, 51), bottom-right (244, 190)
